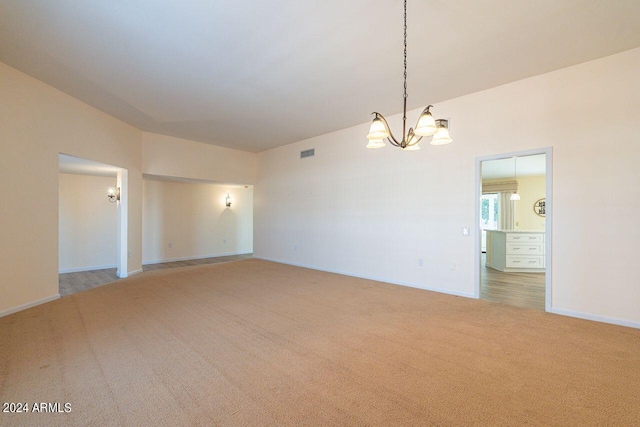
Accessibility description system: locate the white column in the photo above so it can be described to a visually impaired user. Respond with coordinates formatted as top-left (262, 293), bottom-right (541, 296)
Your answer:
top-left (116, 169), bottom-right (129, 278)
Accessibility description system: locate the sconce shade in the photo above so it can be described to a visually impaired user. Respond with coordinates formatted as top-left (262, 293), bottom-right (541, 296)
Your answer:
top-left (367, 116), bottom-right (390, 140)
top-left (225, 193), bottom-right (232, 207)
top-left (366, 139), bottom-right (386, 149)
top-left (414, 110), bottom-right (437, 136)
top-left (430, 120), bottom-right (452, 145)
top-left (107, 187), bottom-right (120, 203)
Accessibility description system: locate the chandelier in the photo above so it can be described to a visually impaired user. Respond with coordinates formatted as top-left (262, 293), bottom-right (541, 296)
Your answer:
top-left (366, 0), bottom-right (452, 150)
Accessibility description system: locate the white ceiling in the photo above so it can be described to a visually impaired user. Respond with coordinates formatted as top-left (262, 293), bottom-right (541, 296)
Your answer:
top-left (481, 154), bottom-right (546, 180)
top-left (3, 1), bottom-right (640, 152)
top-left (59, 154), bottom-right (120, 177)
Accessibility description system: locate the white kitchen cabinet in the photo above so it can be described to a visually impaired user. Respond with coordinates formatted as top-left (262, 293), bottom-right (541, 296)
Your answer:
top-left (486, 230), bottom-right (545, 273)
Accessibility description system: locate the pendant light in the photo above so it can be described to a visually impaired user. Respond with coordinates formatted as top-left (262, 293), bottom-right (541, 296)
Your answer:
top-left (510, 157), bottom-right (520, 201)
top-left (366, 0), bottom-right (452, 150)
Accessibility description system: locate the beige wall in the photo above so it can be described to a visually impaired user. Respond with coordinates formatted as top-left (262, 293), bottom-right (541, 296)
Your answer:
top-left (0, 62), bottom-right (143, 315)
top-left (142, 180), bottom-right (253, 263)
top-left (59, 173), bottom-right (118, 272)
top-left (515, 175), bottom-right (546, 231)
top-left (255, 48), bottom-right (640, 326)
top-left (142, 132), bottom-right (256, 185)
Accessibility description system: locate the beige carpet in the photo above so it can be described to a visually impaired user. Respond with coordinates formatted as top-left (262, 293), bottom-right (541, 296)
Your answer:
top-left (1, 259), bottom-right (638, 426)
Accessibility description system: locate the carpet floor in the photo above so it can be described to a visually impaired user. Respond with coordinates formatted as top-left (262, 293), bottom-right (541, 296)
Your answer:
top-left (1, 259), bottom-right (638, 426)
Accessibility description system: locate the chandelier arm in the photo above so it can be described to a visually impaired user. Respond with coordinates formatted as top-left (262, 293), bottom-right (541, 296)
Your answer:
top-left (417, 104), bottom-right (433, 117)
top-left (387, 137), bottom-right (402, 147)
top-left (406, 134), bottom-right (423, 146)
top-left (372, 112), bottom-right (401, 146)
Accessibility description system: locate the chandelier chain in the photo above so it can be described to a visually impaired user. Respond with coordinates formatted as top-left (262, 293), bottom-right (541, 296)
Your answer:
top-left (403, 0), bottom-right (407, 100)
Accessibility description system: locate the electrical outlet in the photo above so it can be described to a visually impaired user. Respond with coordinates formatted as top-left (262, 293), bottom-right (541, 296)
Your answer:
top-left (127, 251), bottom-right (132, 258)
top-left (168, 242), bottom-right (172, 248)
top-left (223, 239), bottom-right (226, 244)
top-left (462, 227), bottom-right (471, 236)
top-left (418, 258), bottom-right (423, 267)
top-left (450, 263), bottom-right (457, 270)
top-left (294, 244), bottom-right (297, 251)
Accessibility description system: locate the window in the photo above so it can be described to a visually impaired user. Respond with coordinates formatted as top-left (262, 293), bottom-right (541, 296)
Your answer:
top-left (481, 194), bottom-right (498, 229)
top-left (480, 193), bottom-right (499, 252)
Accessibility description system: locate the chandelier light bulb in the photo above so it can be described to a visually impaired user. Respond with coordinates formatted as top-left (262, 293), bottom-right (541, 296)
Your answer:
top-left (367, 116), bottom-right (390, 140)
top-left (414, 108), bottom-right (437, 136)
top-left (430, 120), bottom-right (452, 145)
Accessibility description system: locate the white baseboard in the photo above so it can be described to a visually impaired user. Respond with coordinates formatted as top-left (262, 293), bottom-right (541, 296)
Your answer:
top-left (0, 294), bottom-right (60, 318)
top-left (59, 264), bottom-right (117, 274)
top-left (550, 307), bottom-right (640, 329)
top-left (142, 252), bottom-right (252, 266)
top-left (253, 256), bottom-right (475, 299)
top-left (117, 268), bottom-right (143, 278)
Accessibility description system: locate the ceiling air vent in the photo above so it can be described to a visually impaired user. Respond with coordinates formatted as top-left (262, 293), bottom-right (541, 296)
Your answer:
top-left (300, 148), bottom-right (315, 159)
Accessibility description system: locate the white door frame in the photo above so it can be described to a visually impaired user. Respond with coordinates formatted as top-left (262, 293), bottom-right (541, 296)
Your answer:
top-left (116, 168), bottom-right (129, 278)
top-left (474, 147), bottom-right (553, 312)
top-left (58, 154), bottom-right (129, 279)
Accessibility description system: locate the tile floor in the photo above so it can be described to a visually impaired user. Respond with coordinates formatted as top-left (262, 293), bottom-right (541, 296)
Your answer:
top-left (58, 253), bottom-right (253, 296)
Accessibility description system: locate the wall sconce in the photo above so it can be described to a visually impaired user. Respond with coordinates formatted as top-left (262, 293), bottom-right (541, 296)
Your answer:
top-left (107, 187), bottom-right (120, 203)
top-left (225, 193), bottom-right (232, 208)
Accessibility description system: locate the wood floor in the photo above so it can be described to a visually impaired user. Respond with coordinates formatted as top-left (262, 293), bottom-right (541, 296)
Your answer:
top-left (480, 253), bottom-right (545, 311)
top-left (58, 253), bottom-right (253, 296)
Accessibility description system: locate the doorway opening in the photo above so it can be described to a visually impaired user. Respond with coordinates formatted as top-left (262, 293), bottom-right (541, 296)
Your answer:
top-left (58, 154), bottom-right (128, 296)
top-left (475, 148), bottom-right (552, 311)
